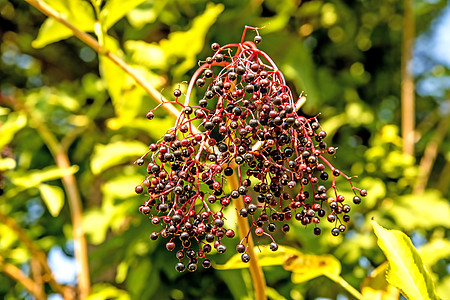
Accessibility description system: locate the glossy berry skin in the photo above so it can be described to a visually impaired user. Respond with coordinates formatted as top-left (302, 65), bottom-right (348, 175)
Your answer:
top-left (174, 89), bottom-right (182, 97)
top-left (241, 253), bottom-right (251, 263)
top-left (175, 262), bottom-right (186, 272)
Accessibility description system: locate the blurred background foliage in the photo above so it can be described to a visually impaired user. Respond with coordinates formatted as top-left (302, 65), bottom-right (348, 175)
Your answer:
top-left (0, 0), bottom-right (449, 299)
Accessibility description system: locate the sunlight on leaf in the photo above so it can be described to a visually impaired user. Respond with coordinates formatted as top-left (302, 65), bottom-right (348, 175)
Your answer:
top-left (99, 36), bottom-right (164, 127)
top-left (88, 283), bottom-right (130, 300)
top-left (38, 183), bottom-right (65, 217)
top-left (83, 209), bottom-right (110, 244)
top-left (0, 112), bottom-right (27, 149)
top-left (115, 261), bottom-right (129, 284)
top-left (0, 158), bottom-right (16, 171)
top-left (419, 239), bottom-right (450, 269)
top-left (32, 0), bottom-right (95, 48)
top-left (102, 175), bottom-right (143, 199)
top-left (101, 0), bottom-right (146, 29)
top-left (385, 190), bottom-right (450, 231)
top-left (158, 3), bottom-right (224, 79)
top-left (125, 41), bottom-right (167, 69)
top-left (266, 287), bottom-right (287, 300)
top-left (285, 253), bottom-right (341, 283)
top-left (10, 165), bottom-right (79, 188)
top-left (372, 220), bottom-right (440, 300)
top-left (90, 141), bottom-right (149, 175)
top-left (0, 223), bottom-right (19, 249)
top-left (214, 244), bottom-right (341, 285)
top-left (361, 261), bottom-right (400, 300)
top-left (126, 0), bottom-right (168, 28)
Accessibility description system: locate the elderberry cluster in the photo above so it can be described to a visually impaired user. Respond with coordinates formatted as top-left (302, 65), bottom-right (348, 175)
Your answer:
top-left (135, 27), bottom-right (366, 272)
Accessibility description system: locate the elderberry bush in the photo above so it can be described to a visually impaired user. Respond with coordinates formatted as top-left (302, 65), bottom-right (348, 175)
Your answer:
top-left (135, 27), bottom-right (366, 272)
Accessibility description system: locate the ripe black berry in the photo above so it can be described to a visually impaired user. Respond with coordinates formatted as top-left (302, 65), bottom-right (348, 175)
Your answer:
top-left (331, 228), bottom-right (340, 236)
top-left (174, 89), bottom-right (182, 97)
top-left (353, 196), bottom-right (361, 204)
top-left (202, 259), bottom-right (211, 268)
top-left (241, 253), bottom-right (251, 263)
top-left (187, 263), bottom-right (197, 272)
top-left (175, 262), bottom-right (186, 272)
top-left (269, 242), bottom-right (278, 251)
top-left (217, 244), bottom-right (227, 254)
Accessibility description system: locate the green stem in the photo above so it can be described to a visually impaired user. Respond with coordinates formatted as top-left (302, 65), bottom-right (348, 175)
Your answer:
top-left (325, 274), bottom-right (363, 300)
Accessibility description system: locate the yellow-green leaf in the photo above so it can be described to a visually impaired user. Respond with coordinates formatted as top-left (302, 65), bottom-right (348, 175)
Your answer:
top-left (38, 184), bottom-right (65, 217)
top-left (100, 0), bottom-right (147, 29)
top-left (124, 41), bottom-right (167, 69)
top-left (88, 283), bottom-right (130, 300)
top-left (158, 3), bottom-right (224, 79)
top-left (372, 220), bottom-right (440, 300)
top-left (386, 190), bottom-right (450, 231)
top-left (361, 262), bottom-right (400, 300)
top-left (214, 243), bottom-right (340, 284)
top-left (11, 165), bottom-right (79, 188)
top-left (285, 253), bottom-right (341, 283)
top-left (419, 239), bottom-right (450, 268)
top-left (0, 112), bottom-right (27, 149)
top-left (32, 0), bottom-right (95, 48)
top-left (0, 157), bottom-right (16, 171)
top-left (90, 141), bottom-right (149, 175)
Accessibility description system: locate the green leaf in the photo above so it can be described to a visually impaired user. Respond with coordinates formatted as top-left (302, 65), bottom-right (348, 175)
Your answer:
top-left (386, 190), bottom-right (450, 231)
top-left (266, 287), bottom-right (287, 300)
top-left (32, 18), bottom-right (74, 49)
top-left (32, 0), bottom-right (95, 48)
top-left (158, 3), bottom-right (224, 79)
top-left (419, 239), bottom-right (450, 269)
top-left (100, 0), bottom-right (147, 29)
top-left (0, 112), bottom-right (27, 149)
top-left (124, 40), bottom-right (167, 69)
top-left (126, 0), bottom-right (168, 28)
top-left (38, 184), bottom-right (65, 217)
top-left (99, 36), bottom-right (161, 127)
top-left (83, 211), bottom-right (108, 244)
top-left (90, 141), bottom-right (149, 175)
top-left (372, 220), bottom-right (440, 300)
top-left (102, 175), bottom-right (142, 199)
top-left (115, 261), bottom-right (129, 284)
top-left (127, 259), bottom-right (152, 298)
top-left (10, 165), bottom-right (79, 188)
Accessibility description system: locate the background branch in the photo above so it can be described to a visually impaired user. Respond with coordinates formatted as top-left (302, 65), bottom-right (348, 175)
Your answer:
top-left (413, 117), bottom-right (448, 194)
top-left (0, 211), bottom-right (75, 299)
top-left (0, 255), bottom-right (45, 300)
top-left (0, 94), bottom-right (85, 299)
top-left (401, 0), bottom-right (415, 156)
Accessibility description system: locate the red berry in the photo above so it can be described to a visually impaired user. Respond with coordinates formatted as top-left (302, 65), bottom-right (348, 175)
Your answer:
top-left (255, 227), bottom-right (264, 236)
